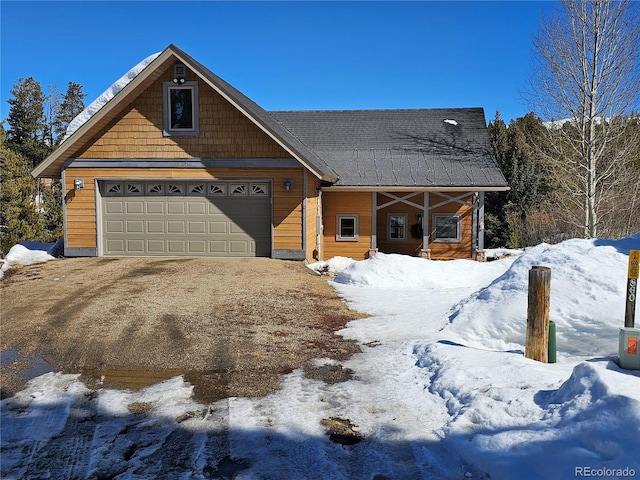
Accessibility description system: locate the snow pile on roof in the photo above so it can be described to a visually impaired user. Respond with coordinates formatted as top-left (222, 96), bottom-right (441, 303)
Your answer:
top-left (442, 234), bottom-right (640, 356)
top-left (63, 52), bottom-right (161, 142)
top-left (444, 119), bottom-right (458, 126)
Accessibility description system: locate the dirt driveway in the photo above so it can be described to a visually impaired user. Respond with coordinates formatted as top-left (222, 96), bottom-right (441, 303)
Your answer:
top-left (1, 257), bottom-right (363, 402)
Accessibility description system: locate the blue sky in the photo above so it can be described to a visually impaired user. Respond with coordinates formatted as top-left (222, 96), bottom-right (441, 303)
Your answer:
top-left (1, 1), bottom-right (556, 125)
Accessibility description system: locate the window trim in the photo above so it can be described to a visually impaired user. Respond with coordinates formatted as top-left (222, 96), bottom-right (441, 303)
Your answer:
top-left (432, 213), bottom-right (462, 243)
top-left (162, 81), bottom-right (199, 136)
top-left (336, 214), bottom-right (359, 242)
top-left (387, 213), bottom-right (408, 241)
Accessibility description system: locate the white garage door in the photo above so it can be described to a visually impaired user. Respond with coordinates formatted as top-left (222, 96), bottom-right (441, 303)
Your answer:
top-left (101, 180), bottom-right (271, 256)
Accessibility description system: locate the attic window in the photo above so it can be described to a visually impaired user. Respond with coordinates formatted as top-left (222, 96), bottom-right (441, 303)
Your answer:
top-left (163, 81), bottom-right (199, 136)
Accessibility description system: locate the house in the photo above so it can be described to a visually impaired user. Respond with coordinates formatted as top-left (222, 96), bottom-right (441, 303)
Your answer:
top-left (33, 44), bottom-right (508, 262)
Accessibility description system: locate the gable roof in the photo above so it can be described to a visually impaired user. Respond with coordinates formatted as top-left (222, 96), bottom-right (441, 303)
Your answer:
top-left (270, 108), bottom-right (508, 189)
top-left (33, 45), bottom-right (507, 191)
top-left (32, 44), bottom-right (338, 181)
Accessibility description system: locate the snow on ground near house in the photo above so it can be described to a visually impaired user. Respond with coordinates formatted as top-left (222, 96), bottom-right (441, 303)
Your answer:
top-left (0, 240), bottom-right (61, 279)
top-left (2, 236), bottom-right (639, 479)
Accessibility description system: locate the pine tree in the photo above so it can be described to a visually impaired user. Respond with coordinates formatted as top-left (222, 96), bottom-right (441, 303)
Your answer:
top-left (6, 77), bottom-right (50, 168)
top-left (52, 82), bottom-right (86, 145)
top-left (0, 127), bottom-right (46, 255)
top-left (486, 112), bottom-right (549, 248)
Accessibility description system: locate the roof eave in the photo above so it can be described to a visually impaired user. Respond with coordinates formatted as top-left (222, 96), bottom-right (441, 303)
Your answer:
top-left (321, 185), bottom-right (510, 192)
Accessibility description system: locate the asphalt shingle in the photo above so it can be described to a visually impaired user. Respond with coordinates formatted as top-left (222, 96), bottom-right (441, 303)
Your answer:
top-left (270, 108), bottom-right (508, 188)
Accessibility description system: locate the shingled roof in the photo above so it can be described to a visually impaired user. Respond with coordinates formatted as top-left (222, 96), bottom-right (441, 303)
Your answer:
top-left (33, 44), bottom-right (507, 191)
top-left (270, 108), bottom-right (508, 189)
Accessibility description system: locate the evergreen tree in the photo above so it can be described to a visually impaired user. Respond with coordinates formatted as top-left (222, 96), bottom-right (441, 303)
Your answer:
top-left (0, 127), bottom-right (46, 254)
top-left (486, 112), bottom-right (549, 248)
top-left (6, 77), bottom-right (50, 168)
top-left (52, 82), bottom-right (86, 145)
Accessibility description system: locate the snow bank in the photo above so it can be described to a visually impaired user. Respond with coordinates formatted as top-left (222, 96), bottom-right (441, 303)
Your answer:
top-left (307, 256), bottom-right (355, 274)
top-left (63, 52), bottom-right (160, 141)
top-left (413, 340), bottom-right (640, 479)
top-left (333, 253), bottom-right (491, 290)
top-left (443, 235), bottom-right (639, 356)
top-left (0, 240), bottom-right (61, 279)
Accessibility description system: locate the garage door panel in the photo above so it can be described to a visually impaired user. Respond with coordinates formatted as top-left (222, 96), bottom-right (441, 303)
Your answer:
top-left (167, 240), bottom-right (186, 253)
top-left (102, 180), bottom-right (271, 257)
top-left (126, 202), bottom-right (144, 214)
top-left (127, 239), bottom-right (145, 253)
top-left (167, 221), bottom-right (186, 234)
top-left (188, 202), bottom-right (206, 215)
top-left (230, 241), bottom-right (250, 254)
top-left (147, 240), bottom-right (165, 253)
top-left (209, 221), bottom-right (227, 234)
top-left (106, 220), bottom-right (124, 233)
top-left (106, 239), bottom-right (125, 253)
top-left (147, 221), bottom-right (164, 233)
top-left (105, 201), bottom-right (124, 214)
top-left (147, 202), bottom-right (164, 214)
top-left (167, 202), bottom-right (185, 215)
top-left (126, 221), bottom-right (144, 233)
top-left (188, 221), bottom-right (206, 234)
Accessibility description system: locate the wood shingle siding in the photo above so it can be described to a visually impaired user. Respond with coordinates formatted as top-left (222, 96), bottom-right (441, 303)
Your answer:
top-left (76, 70), bottom-right (292, 160)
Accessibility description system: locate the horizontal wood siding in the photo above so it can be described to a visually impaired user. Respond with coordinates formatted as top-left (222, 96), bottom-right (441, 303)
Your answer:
top-left (376, 192), bottom-right (424, 256)
top-left (428, 192), bottom-right (473, 259)
top-left (76, 67), bottom-right (291, 160)
top-left (322, 191), bottom-right (372, 260)
top-left (64, 167), bottom-right (305, 252)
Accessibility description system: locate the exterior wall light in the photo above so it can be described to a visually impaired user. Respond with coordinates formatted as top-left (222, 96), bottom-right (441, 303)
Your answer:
top-left (74, 178), bottom-right (85, 190)
top-left (284, 179), bottom-right (294, 191)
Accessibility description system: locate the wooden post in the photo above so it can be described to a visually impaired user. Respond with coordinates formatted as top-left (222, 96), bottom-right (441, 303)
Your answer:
top-left (525, 266), bottom-right (551, 362)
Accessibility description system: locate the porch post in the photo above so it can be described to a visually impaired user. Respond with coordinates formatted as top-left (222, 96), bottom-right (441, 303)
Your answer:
top-left (477, 192), bottom-right (486, 261)
top-left (369, 192), bottom-right (378, 257)
top-left (421, 191), bottom-right (431, 259)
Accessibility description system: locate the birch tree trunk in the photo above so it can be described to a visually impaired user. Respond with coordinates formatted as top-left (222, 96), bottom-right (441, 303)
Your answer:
top-left (529, 0), bottom-right (640, 239)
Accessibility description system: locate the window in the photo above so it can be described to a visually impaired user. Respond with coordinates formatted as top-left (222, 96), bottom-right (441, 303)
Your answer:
top-left (163, 81), bottom-right (199, 136)
top-left (188, 184), bottom-right (205, 195)
top-left (433, 214), bottom-right (462, 242)
top-left (147, 183), bottom-right (164, 195)
top-left (208, 184), bottom-right (226, 196)
top-left (387, 213), bottom-right (407, 241)
top-left (337, 215), bottom-right (358, 241)
top-left (250, 184), bottom-right (268, 196)
top-left (230, 184), bottom-right (247, 196)
top-left (105, 183), bottom-right (122, 195)
top-left (167, 184), bottom-right (184, 195)
top-left (126, 183), bottom-right (142, 195)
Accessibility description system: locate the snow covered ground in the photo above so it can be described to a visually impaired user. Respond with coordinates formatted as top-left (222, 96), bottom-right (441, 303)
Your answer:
top-left (1, 236), bottom-right (639, 479)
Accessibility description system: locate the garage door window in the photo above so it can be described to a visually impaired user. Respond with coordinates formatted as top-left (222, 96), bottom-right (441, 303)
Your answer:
top-left (106, 183), bottom-right (122, 195)
top-left (147, 184), bottom-right (164, 195)
top-left (188, 184), bottom-right (205, 195)
top-left (168, 184), bottom-right (185, 195)
top-left (209, 184), bottom-right (226, 196)
top-left (231, 184), bottom-right (247, 196)
top-left (127, 183), bottom-right (142, 195)
top-left (251, 184), bottom-right (268, 196)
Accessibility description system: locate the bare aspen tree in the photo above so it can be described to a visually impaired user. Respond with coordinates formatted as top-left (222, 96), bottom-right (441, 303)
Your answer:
top-left (530, 0), bottom-right (640, 239)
